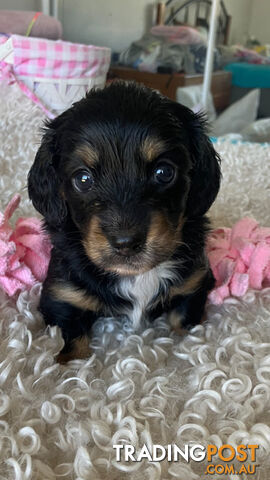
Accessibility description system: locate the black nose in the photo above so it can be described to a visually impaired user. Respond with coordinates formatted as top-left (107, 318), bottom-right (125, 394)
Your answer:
top-left (111, 234), bottom-right (143, 255)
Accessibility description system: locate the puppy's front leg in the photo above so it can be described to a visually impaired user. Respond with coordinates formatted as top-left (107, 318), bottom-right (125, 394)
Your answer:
top-left (39, 285), bottom-right (100, 362)
top-left (168, 269), bottom-right (215, 335)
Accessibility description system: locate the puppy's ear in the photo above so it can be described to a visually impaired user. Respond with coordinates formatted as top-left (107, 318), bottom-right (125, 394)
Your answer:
top-left (170, 102), bottom-right (221, 217)
top-left (28, 124), bottom-right (67, 229)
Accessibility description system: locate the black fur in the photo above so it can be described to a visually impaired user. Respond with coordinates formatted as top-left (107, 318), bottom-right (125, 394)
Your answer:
top-left (28, 82), bottom-right (221, 357)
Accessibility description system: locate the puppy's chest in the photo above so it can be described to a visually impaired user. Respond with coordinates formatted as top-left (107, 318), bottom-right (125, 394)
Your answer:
top-left (115, 262), bottom-right (177, 328)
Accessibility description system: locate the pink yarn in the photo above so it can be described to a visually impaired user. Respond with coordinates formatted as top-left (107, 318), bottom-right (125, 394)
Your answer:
top-left (0, 194), bottom-right (51, 296)
top-left (207, 217), bottom-right (270, 305)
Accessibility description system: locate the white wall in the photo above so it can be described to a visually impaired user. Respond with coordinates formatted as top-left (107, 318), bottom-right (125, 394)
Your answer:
top-left (224, 0), bottom-right (253, 45)
top-left (2, 0), bottom-right (268, 50)
top-left (0, 0), bottom-right (36, 9)
top-left (0, 0), bottom-right (155, 51)
top-left (59, 0), bottom-right (254, 50)
top-left (248, 0), bottom-right (270, 44)
top-left (61, 0), bottom-right (156, 52)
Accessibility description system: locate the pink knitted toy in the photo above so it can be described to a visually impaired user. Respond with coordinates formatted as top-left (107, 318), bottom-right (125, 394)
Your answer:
top-left (207, 217), bottom-right (270, 305)
top-left (0, 194), bottom-right (51, 296)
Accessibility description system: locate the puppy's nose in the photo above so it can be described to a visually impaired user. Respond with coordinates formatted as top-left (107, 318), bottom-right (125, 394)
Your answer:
top-left (111, 235), bottom-right (143, 255)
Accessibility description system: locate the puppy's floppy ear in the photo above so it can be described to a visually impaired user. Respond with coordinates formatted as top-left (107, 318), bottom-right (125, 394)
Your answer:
top-left (28, 123), bottom-right (67, 229)
top-left (169, 102), bottom-right (221, 217)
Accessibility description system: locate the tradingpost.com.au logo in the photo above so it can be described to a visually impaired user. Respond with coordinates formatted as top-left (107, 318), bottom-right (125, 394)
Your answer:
top-left (113, 443), bottom-right (259, 476)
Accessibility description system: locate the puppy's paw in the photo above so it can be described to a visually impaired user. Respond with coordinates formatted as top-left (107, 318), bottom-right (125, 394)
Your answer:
top-left (168, 310), bottom-right (188, 336)
top-left (56, 335), bottom-right (91, 363)
top-left (168, 308), bottom-right (207, 336)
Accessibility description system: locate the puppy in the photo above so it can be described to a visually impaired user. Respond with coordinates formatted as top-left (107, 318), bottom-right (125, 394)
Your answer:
top-left (28, 81), bottom-right (221, 361)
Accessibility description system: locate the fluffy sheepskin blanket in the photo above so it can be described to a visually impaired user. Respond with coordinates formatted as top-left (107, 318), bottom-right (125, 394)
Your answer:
top-left (0, 83), bottom-right (270, 480)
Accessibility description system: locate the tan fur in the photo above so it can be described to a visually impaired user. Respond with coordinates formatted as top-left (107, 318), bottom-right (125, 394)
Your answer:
top-left (84, 212), bottom-right (186, 275)
top-left (74, 144), bottom-right (99, 168)
top-left (141, 137), bottom-right (165, 162)
top-left (176, 214), bottom-right (185, 235)
top-left (50, 283), bottom-right (102, 312)
top-left (170, 269), bottom-right (206, 298)
top-left (108, 264), bottom-right (150, 276)
top-left (83, 215), bottom-right (112, 267)
top-left (84, 216), bottom-right (147, 275)
top-left (106, 213), bottom-right (179, 275)
top-left (168, 310), bottom-right (187, 336)
top-left (57, 335), bottom-right (91, 363)
top-left (146, 212), bottom-right (178, 254)
top-left (200, 312), bottom-right (207, 324)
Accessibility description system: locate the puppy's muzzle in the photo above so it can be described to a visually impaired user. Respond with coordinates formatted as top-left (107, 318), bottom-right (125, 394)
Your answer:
top-left (109, 232), bottom-right (144, 257)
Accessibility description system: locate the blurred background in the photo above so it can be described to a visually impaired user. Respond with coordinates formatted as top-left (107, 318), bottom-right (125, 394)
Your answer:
top-left (1, 0), bottom-right (270, 140)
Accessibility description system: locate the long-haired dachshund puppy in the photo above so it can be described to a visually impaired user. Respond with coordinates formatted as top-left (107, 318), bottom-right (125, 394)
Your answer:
top-left (28, 81), bottom-right (221, 361)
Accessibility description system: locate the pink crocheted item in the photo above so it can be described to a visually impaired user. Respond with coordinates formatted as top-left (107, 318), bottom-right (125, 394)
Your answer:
top-left (207, 217), bottom-right (270, 305)
top-left (0, 194), bottom-right (51, 296)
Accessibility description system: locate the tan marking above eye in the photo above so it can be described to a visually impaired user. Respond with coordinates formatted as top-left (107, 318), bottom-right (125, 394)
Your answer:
top-left (50, 283), bottom-right (102, 312)
top-left (141, 137), bottom-right (166, 163)
top-left (74, 144), bottom-right (99, 168)
top-left (169, 269), bottom-right (207, 298)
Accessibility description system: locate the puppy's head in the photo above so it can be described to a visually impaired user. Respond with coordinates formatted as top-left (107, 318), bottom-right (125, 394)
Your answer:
top-left (28, 82), bottom-right (220, 275)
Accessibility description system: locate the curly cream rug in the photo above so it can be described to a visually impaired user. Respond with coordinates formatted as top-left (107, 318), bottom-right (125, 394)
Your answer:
top-left (0, 83), bottom-right (270, 480)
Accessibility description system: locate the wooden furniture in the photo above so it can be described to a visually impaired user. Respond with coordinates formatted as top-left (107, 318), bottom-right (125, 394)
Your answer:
top-left (108, 66), bottom-right (232, 112)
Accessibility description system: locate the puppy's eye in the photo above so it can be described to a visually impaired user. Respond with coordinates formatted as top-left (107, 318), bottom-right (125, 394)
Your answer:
top-left (72, 170), bottom-right (93, 192)
top-left (153, 163), bottom-right (175, 185)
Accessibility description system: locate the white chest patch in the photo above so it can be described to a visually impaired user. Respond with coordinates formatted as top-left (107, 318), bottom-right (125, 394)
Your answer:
top-left (116, 261), bottom-right (178, 328)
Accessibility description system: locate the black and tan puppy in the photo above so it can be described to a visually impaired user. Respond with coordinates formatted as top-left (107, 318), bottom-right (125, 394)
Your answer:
top-left (28, 82), bottom-right (220, 361)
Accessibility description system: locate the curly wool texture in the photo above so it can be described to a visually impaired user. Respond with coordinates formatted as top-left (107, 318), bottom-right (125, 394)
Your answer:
top-left (1, 84), bottom-right (270, 479)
